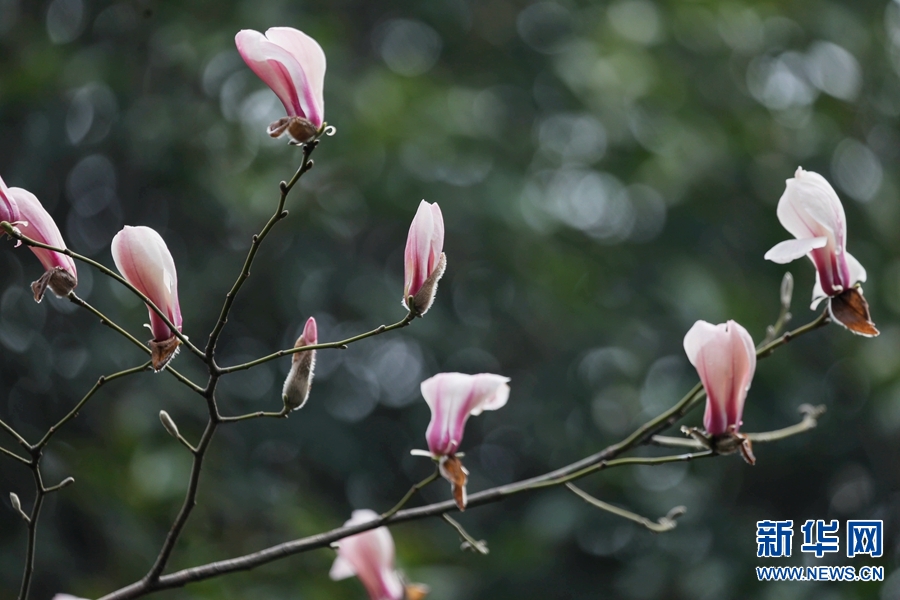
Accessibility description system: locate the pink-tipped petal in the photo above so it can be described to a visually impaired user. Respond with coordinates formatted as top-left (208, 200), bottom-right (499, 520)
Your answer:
top-left (264, 27), bottom-right (326, 127)
top-left (422, 372), bottom-right (511, 456)
top-left (302, 316), bottom-right (318, 345)
top-left (0, 175), bottom-right (20, 224)
top-left (403, 201), bottom-right (445, 314)
top-left (684, 320), bottom-right (756, 436)
top-left (111, 226), bottom-right (182, 343)
top-left (12, 188), bottom-right (76, 274)
top-left (236, 29), bottom-right (305, 118)
top-left (764, 237), bottom-right (828, 264)
top-left (330, 509), bottom-right (405, 600)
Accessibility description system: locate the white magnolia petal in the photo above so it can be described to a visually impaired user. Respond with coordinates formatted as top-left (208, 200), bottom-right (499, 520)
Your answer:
top-left (764, 237), bottom-right (828, 264)
top-left (328, 556), bottom-right (356, 580)
top-left (683, 320), bottom-right (724, 367)
top-left (810, 273), bottom-right (827, 309)
top-left (845, 251), bottom-right (867, 285)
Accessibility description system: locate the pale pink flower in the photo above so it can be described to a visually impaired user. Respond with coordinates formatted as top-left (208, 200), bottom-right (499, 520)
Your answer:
top-left (422, 372), bottom-right (510, 509)
top-left (403, 201), bottom-right (445, 315)
top-left (282, 316), bottom-right (317, 411)
top-left (2, 178), bottom-right (78, 302)
top-left (683, 320), bottom-right (756, 437)
top-left (52, 595), bottom-right (89, 600)
top-left (329, 510), bottom-right (405, 600)
top-left (764, 167), bottom-right (866, 309)
top-left (111, 226), bottom-right (182, 371)
top-left (0, 175), bottom-right (21, 224)
top-left (235, 27), bottom-right (326, 143)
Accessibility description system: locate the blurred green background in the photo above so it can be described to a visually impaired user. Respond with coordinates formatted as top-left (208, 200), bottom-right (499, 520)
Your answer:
top-left (0, 0), bottom-right (899, 598)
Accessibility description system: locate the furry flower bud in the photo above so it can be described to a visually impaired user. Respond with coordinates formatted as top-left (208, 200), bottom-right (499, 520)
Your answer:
top-left (283, 317), bottom-right (317, 411)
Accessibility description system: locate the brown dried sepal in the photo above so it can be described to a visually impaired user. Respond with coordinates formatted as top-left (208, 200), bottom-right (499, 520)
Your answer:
top-left (267, 116), bottom-right (318, 144)
top-left (30, 267), bottom-right (77, 302)
top-left (828, 287), bottom-right (879, 337)
top-left (150, 336), bottom-right (180, 372)
top-left (712, 426), bottom-right (756, 466)
top-left (439, 454), bottom-right (469, 511)
top-left (409, 253), bottom-right (446, 316)
top-left (405, 583), bottom-right (430, 600)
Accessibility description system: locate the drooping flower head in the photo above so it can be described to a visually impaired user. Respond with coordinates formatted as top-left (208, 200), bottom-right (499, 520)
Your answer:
top-left (764, 167), bottom-right (877, 336)
top-left (282, 316), bottom-right (317, 411)
top-left (684, 319), bottom-right (757, 463)
top-left (403, 201), bottom-right (446, 316)
top-left (330, 509), bottom-right (428, 600)
top-left (421, 372), bottom-right (510, 509)
top-left (235, 27), bottom-right (326, 143)
top-left (111, 226), bottom-right (182, 371)
top-left (1, 177), bottom-right (78, 302)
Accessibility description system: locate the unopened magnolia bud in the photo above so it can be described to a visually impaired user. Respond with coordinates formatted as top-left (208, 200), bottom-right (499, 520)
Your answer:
top-left (10, 492), bottom-right (21, 512)
top-left (780, 272), bottom-right (793, 308)
top-left (283, 317), bottom-right (317, 411)
top-left (159, 410), bottom-right (180, 438)
top-left (403, 201), bottom-right (445, 316)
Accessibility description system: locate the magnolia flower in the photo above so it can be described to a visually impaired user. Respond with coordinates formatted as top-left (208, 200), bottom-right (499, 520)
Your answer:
top-left (111, 226), bottom-right (183, 371)
top-left (52, 595), bottom-right (89, 600)
top-left (330, 509), bottom-right (428, 600)
top-left (764, 167), bottom-right (877, 336)
top-left (282, 316), bottom-right (317, 411)
top-left (422, 372), bottom-right (510, 510)
top-left (0, 177), bottom-right (78, 302)
top-left (684, 319), bottom-right (757, 464)
top-left (403, 201), bottom-right (446, 316)
top-left (235, 27), bottom-right (326, 143)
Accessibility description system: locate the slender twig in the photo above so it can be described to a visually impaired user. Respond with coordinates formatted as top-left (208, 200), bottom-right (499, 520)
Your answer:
top-left (746, 404), bottom-right (825, 442)
top-left (204, 140), bottom-right (318, 360)
top-left (381, 468), bottom-right (439, 520)
top-left (218, 409), bottom-right (288, 423)
top-left (649, 435), bottom-right (705, 449)
top-left (42, 476), bottom-right (75, 494)
top-left (144, 418), bottom-right (217, 582)
top-left (0, 223), bottom-right (206, 363)
top-left (566, 483), bottom-right (686, 533)
top-left (35, 362), bottom-right (151, 450)
top-left (442, 514), bottom-right (488, 554)
top-left (17, 466), bottom-right (45, 600)
top-left (0, 418), bottom-right (30, 451)
top-left (95, 402), bottom-right (825, 599)
top-left (220, 311), bottom-right (416, 374)
top-left (68, 294), bottom-right (204, 395)
top-left (0, 444), bottom-right (29, 465)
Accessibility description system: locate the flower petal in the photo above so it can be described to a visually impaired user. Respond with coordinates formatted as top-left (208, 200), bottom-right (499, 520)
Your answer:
top-left (264, 27), bottom-right (326, 127)
top-left (235, 29), bottom-right (306, 118)
top-left (845, 251), bottom-right (867, 285)
top-left (764, 237), bottom-right (827, 264)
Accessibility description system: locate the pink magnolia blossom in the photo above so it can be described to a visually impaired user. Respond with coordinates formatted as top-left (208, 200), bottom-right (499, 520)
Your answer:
top-left (1, 177), bottom-right (78, 302)
top-left (111, 226), bottom-right (182, 371)
top-left (764, 167), bottom-right (866, 308)
top-left (403, 201), bottom-right (446, 315)
top-left (422, 372), bottom-right (510, 509)
top-left (683, 320), bottom-right (756, 437)
top-left (329, 510), bottom-right (406, 600)
top-left (235, 27), bottom-right (326, 143)
top-left (0, 175), bottom-right (21, 224)
top-left (52, 595), bottom-right (89, 600)
top-left (282, 316), bottom-right (317, 411)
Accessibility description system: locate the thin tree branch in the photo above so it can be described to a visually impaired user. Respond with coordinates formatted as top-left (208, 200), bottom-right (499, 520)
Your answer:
top-left (143, 417), bottom-right (217, 583)
top-left (0, 418), bottom-right (30, 452)
top-left (95, 402), bottom-right (825, 599)
top-left (219, 310), bottom-right (416, 374)
top-left (442, 514), bottom-right (488, 554)
top-left (218, 409), bottom-right (288, 423)
top-left (0, 444), bottom-right (29, 465)
top-left (68, 294), bottom-right (204, 395)
top-left (566, 483), bottom-right (686, 533)
top-left (204, 140), bottom-right (318, 360)
top-left (35, 362), bottom-right (151, 450)
top-left (381, 468), bottom-right (439, 520)
top-left (0, 223), bottom-right (206, 363)
top-left (17, 465), bottom-right (45, 600)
